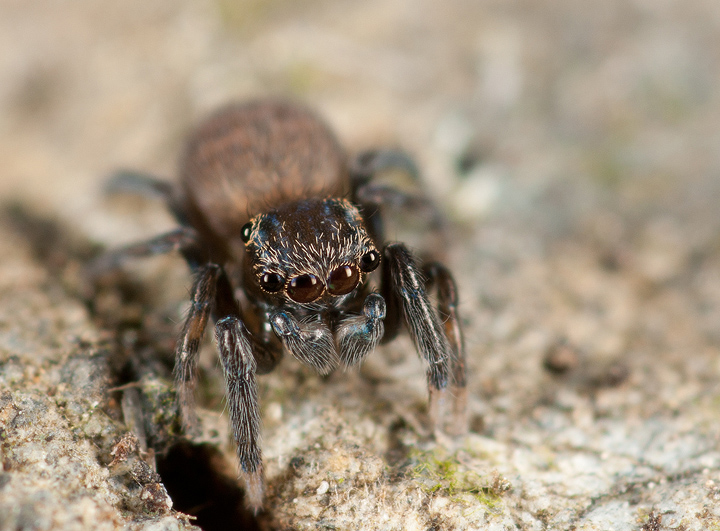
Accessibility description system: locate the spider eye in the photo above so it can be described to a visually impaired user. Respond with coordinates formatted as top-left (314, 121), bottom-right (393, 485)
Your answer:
top-left (259, 272), bottom-right (284, 293)
top-left (359, 249), bottom-right (380, 272)
top-left (241, 222), bottom-right (252, 243)
top-left (327, 265), bottom-right (359, 296)
top-left (287, 274), bottom-right (324, 303)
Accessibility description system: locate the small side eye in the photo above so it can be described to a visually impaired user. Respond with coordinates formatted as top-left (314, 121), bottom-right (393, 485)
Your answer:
top-left (359, 249), bottom-right (380, 272)
top-left (241, 222), bottom-right (252, 243)
top-left (260, 272), bottom-right (284, 293)
top-left (327, 265), bottom-right (359, 295)
top-left (287, 274), bottom-right (324, 303)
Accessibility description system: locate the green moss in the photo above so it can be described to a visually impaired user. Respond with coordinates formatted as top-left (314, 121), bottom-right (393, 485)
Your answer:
top-left (139, 375), bottom-right (181, 439)
top-left (407, 448), bottom-right (510, 511)
top-left (699, 517), bottom-right (720, 531)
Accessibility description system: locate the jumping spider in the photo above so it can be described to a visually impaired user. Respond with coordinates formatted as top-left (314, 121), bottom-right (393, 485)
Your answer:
top-left (101, 100), bottom-right (466, 511)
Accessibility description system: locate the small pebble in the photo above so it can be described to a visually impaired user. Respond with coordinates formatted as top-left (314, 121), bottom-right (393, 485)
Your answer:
top-left (316, 481), bottom-right (329, 495)
top-left (543, 340), bottom-right (580, 375)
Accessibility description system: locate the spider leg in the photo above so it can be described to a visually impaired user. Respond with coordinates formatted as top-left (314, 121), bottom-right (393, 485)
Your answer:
top-left (215, 315), bottom-right (264, 513)
top-left (269, 311), bottom-right (339, 374)
top-left (350, 149), bottom-right (420, 186)
top-left (214, 266), bottom-right (284, 374)
top-left (104, 170), bottom-right (191, 226)
top-left (89, 226), bottom-right (200, 274)
top-left (336, 292), bottom-right (386, 367)
top-left (178, 262), bottom-right (279, 511)
top-left (105, 170), bottom-right (174, 201)
top-left (356, 183), bottom-right (445, 231)
top-left (173, 263), bottom-right (220, 432)
top-left (423, 261), bottom-right (467, 435)
top-left (350, 150), bottom-right (446, 241)
top-left (381, 243), bottom-right (452, 431)
top-left (212, 267), bottom-right (284, 512)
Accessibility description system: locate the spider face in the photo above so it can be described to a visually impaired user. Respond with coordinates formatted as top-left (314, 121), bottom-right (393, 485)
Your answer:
top-left (241, 198), bottom-right (380, 305)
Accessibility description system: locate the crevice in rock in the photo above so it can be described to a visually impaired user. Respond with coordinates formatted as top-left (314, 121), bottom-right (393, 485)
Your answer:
top-left (157, 441), bottom-right (260, 531)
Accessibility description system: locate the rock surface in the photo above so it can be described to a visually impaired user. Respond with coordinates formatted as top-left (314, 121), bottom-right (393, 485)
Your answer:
top-left (2, 1), bottom-right (720, 530)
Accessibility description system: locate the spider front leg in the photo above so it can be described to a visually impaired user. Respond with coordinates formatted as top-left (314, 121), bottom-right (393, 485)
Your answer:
top-left (177, 264), bottom-right (276, 512)
top-left (336, 292), bottom-right (386, 367)
top-left (215, 316), bottom-right (263, 513)
top-left (381, 243), bottom-right (454, 433)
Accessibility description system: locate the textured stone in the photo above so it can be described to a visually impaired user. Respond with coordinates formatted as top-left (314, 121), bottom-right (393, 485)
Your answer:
top-left (2, 1), bottom-right (720, 530)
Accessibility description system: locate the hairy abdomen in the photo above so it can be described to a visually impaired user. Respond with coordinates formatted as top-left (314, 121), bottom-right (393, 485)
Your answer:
top-left (178, 101), bottom-right (348, 246)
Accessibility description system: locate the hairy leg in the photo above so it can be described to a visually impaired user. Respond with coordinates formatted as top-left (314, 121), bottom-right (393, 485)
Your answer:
top-left (350, 152), bottom-right (465, 435)
top-left (176, 262), bottom-right (282, 510)
top-left (350, 149), bottom-right (445, 242)
top-left (105, 170), bottom-right (174, 201)
top-left (214, 267), bottom-right (284, 375)
top-left (104, 169), bottom-right (192, 227)
top-left (211, 265), bottom-right (286, 512)
top-left (173, 264), bottom-right (220, 432)
top-left (215, 316), bottom-right (264, 513)
top-left (381, 243), bottom-right (452, 431)
top-left (89, 227), bottom-right (200, 275)
top-left (424, 261), bottom-right (467, 436)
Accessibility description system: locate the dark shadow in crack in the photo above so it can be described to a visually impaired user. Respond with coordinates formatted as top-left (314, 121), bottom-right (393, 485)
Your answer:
top-left (158, 441), bottom-right (260, 531)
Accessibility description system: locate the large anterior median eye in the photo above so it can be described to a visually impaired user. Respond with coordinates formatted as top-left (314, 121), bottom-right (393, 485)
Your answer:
top-left (327, 265), bottom-right (359, 295)
top-left (287, 274), bottom-right (324, 303)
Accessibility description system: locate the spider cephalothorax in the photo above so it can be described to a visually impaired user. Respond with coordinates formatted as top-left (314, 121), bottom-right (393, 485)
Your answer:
top-left (242, 197), bottom-right (379, 307)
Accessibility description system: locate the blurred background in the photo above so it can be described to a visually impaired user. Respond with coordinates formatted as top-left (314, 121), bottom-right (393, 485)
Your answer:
top-left (2, 1), bottom-right (720, 528)
top-left (3, 0), bottom-right (719, 235)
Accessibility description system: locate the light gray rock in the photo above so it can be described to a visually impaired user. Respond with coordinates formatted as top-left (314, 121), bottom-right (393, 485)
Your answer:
top-left (0, 226), bottom-right (199, 530)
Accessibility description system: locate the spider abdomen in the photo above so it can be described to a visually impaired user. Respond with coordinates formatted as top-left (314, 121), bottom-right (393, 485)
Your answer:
top-left (177, 101), bottom-right (349, 246)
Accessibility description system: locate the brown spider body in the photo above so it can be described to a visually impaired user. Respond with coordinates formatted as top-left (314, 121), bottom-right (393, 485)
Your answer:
top-left (103, 100), bottom-right (466, 512)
